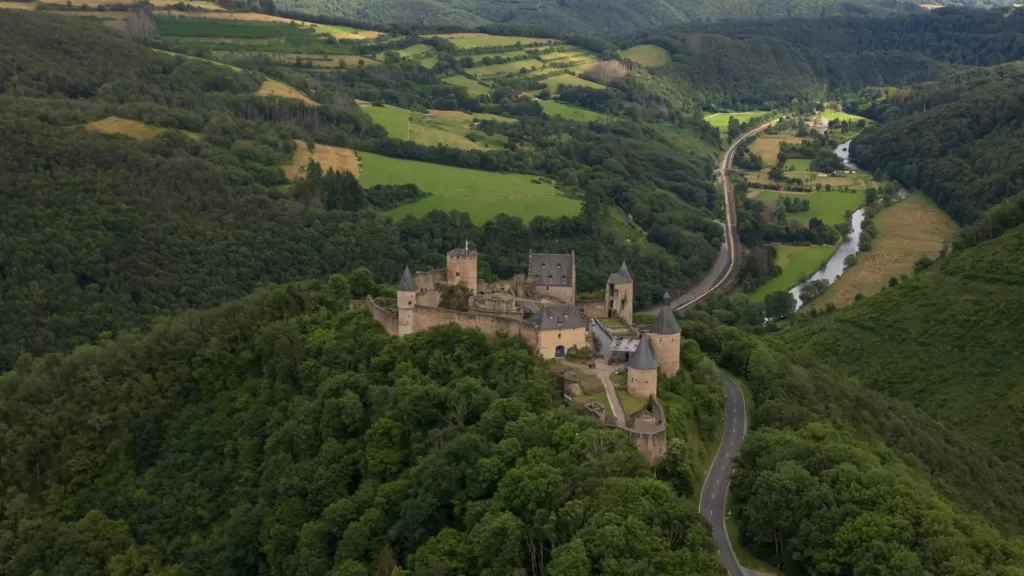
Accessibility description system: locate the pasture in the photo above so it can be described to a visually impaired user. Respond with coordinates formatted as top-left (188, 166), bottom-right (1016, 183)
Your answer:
top-left (818, 109), bottom-right (871, 124)
top-left (471, 59), bottom-right (545, 77)
top-left (750, 244), bottom-right (836, 301)
top-left (362, 105), bottom-right (509, 150)
top-left (751, 189), bottom-right (865, 225)
top-left (425, 33), bottom-right (555, 48)
top-left (540, 74), bottom-right (604, 92)
top-left (815, 194), bottom-right (959, 308)
top-left (84, 117), bottom-right (166, 140)
top-left (748, 131), bottom-right (803, 161)
top-left (255, 79), bottom-right (316, 105)
top-left (397, 44), bottom-right (433, 58)
top-left (442, 75), bottom-right (490, 96)
top-left (622, 44), bottom-right (671, 67)
top-left (358, 153), bottom-right (580, 224)
top-left (783, 158), bottom-right (812, 172)
top-left (285, 141), bottom-right (360, 180)
top-left (704, 111), bottom-right (770, 134)
top-left (745, 168), bottom-right (874, 192)
top-left (539, 100), bottom-right (609, 123)
top-left (363, 106), bottom-right (411, 139)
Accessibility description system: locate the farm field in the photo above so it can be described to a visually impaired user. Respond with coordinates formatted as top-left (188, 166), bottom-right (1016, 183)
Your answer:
top-left (255, 79), bottom-right (316, 105)
top-left (815, 194), bottom-right (959, 308)
top-left (358, 153), bottom-right (580, 224)
top-left (154, 10), bottom-right (382, 38)
top-left (818, 109), bottom-right (871, 124)
top-left (442, 75), bottom-right (490, 96)
top-left (539, 50), bottom-right (587, 61)
top-left (704, 111), bottom-right (770, 134)
top-left (539, 100), bottom-right (609, 123)
top-left (751, 244), bottom-right (836, 301)
top-left (240, 53), bottom-right (377, 68)
top-left (471, 58), bottom-right (545, 77)
top-left (749, 131), bottom-right (804, 161)
top-left (745, 168), bottom-right (873, 192)
top-left (285, 141), bottom-right (360, 180)
top-left (363, 106), bottom-right (411, 139)
top-left (84, 117), bottom-right (169, 140)
top-left (622, 44), bottom-right (671, 67)
top-left (424, 33), bottom-right (555, 48)
top-left (397, 43), bottom-right (433, 58)
top-left (783, 158), bottom-right (812, 172)
top-left (750, 189), bottom-right (865, 225)
top-left (35, 0), bottom-right (222, 7)
top-left (0, 1), bottom-right (35, 8)
top-left (540, 74), bottom-right (604, 92)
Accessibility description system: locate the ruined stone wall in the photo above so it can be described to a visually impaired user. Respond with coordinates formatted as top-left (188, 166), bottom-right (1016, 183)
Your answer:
top-left (412, 306), bottom-right (539, 349)
top-left (414, 269), bottom-right (446, 291)
top-left (415, 290), bottom-right (441, 308)
top-left (478, 274), bottom-right (527, 297)
top-left (577, 299), bottom-right (607, 319)
top-left (620, 425), bottom-right (667, 464)
top-left (470, 295), bottom-right (519, 315)
top-left (531, 283), bottom-right (575, 305)
top-left (367, 298), bottom-right (398, 336)
top-left (607, 283), bottom-right (634, 325)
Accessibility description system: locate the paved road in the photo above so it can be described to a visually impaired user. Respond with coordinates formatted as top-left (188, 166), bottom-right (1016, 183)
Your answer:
top-left (670, 122), bottom-right (775, 311)
top-left (700, 375), bottom-right (749, 576)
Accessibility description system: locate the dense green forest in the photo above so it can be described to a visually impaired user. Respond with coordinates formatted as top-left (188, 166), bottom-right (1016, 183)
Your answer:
top-left (0, 276), bottom-right (725, 575)
top-left (850, 62), bottom-right (1024, 225)
top-left (0, 11), bottom-right (728, 371)
top-left (267, 0), bottom-right (973, 35)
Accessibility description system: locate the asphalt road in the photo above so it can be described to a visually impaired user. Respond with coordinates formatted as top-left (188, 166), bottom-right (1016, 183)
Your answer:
top-left (670, 122), bottom-right (775, 311)
top-left (699, 374), bottom-right (749, 576)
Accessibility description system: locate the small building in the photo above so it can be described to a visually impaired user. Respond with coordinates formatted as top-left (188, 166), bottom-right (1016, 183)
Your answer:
top-left (530, 304), bottom-right (586, 358)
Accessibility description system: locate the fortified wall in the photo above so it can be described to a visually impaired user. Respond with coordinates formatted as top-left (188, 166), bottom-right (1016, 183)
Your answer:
top-left (610, 397), bottom-right (667, 464)
top-left (410, 304), bottom-right (539, 349)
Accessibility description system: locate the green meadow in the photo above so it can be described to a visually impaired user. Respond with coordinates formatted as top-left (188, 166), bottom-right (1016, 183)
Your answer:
top-left (540, 74), bottom-right (604, 92)
top-left (539, 100), bottom-right (610, 123)
top-left (755, 189), bottom-right (865, 225)
top-left (622, 44), bottom-right (671, 67)
top-left (750, 244), bottom-right (836, 300)
top-left (359, 153), bottom-right (581, 223)
top-left (363, 106), bottom-right (411, 139)
top-left (784, 158), bottom-right (812, 172)
top-left (704, 111), bottom-right (770, 134)
top-left (442, 75), bottom-right (491, 96)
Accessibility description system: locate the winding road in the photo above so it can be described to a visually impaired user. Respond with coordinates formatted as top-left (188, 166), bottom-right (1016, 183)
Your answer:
top-left (671, 122), bottom-right (775, 311)
top-left (700, 374), bottom-right (749, 576)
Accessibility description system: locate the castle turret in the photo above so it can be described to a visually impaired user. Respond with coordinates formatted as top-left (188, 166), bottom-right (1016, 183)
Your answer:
top-left (397, 266), bottom-right (416, 336)
top-left (606, 261), bottom-right (634, 325)
top-left (447, 240), bottom-right (478, 294)
top-left (648, 292), bottom-right (681, 377)
top-left (627, 334), bottom-right (658, 398)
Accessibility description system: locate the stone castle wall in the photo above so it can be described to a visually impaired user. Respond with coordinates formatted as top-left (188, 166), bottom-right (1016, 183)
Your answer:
top-left (627, 367), bottom-right (657, 397)
top-left (414, 269), bottom-right (446, 291)
top-left (648, 332), bottom-right (680, 377)
top-left (478, 274), bottom-right (527, 297)
top-left (367, 298), bottom-right (399, 336)
top-left (577, 299), bottom-right (607, 318)
top-left (412, 305), bottom-right (539, 349)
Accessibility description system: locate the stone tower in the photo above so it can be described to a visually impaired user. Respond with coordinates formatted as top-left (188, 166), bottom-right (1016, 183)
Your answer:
top-left (396, 266), bottom-right (416, 336)
top-left (627, 334), bottom-right (659, 398)
top-left (606, 261), bottom-right (634, 325)
top-left (447, 241), bottom-right (478, 294)
top-left (648, 292), bottom-right (681, 377)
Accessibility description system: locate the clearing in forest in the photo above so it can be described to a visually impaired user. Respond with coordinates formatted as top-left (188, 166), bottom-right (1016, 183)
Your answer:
top-left (815, 194), bottom-right (959, 308)
top-left (752, 189), bottom-right (865, 225)
top-left (539, 100), bottom-right (610, 123)
top-left (285, 140), bottom-right (360, 180)
top-left (358, 153), bottom-right (580, 224)
top-left (442, 75), bottom-right (490, 96)
top-left (255, 79), bottom-right (316, 105)
top-left (622, 45), bottom-right (671, 67)
top-left (362, 105), bottom-right (509, 150)
top-left (540, 74), bottom-right (604, 92)
top-left (84, 117), bottom-right (167, 140)
top-left (704, 111), bottom-right (769, 134)
top-left (750, 244), bottom-right (836, 301)
top-left (424, 33), bottom-right (555, 49)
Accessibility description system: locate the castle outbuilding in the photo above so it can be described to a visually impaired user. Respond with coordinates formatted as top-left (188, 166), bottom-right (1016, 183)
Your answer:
top-left (528, 252), bottom-right (576, 304)
top-left (648, 292), bottom-right (681, 377)
top-left (627, 334), bottom-right (659, 398)
top-left (606, 261), bottom-right (634, 325)
top-left (447, 241), bottom-right (478, 294)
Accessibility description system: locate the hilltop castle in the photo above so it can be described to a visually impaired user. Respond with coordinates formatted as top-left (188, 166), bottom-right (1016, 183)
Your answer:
top-left (368, 243), bottom-right (680, 394)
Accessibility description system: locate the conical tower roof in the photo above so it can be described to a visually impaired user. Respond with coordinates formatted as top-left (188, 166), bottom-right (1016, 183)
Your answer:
top-left (629, 334), bottom-right (659, 370)
top-left (396, 266), bottom-right (416, 292)
top-left (650, 304), bottom-right (681, 335)
top-left (608, 261), bottom-right (633, 285)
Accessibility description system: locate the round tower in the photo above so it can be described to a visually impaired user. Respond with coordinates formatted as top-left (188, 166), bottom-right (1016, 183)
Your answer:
top-left (627, 334), bottom-right (659, 399)
top-left (396, 265), bottom-right (416, 336)
top-left (446, 240), bottom-right (478, 294)
top-left (605, 261), bottom-right (634, 325)
top-left (648, 292), bottom-right (681, 377)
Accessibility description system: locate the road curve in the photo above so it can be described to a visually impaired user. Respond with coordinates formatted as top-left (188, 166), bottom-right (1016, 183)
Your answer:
top-left (700, 374), bottom-right (749, 576)
top-left (671, 122), bottom-right (774, 311)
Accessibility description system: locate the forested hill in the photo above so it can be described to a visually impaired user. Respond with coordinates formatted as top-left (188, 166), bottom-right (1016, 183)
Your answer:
top-left (0, 276), bottom-right (726, 575)
top-left (850, 61), bottom-right (1024, 225)
top-left (271, 0), bottom-right (930, 34)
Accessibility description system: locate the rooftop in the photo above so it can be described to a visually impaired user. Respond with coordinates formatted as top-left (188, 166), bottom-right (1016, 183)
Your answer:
top-left (396, 266), bottom-right (416, 292)
top-left (529, 252), bottom-right (574, 287)
top-left (628, 334), bottom-right (659, 371)
top-left (530, 303), bottom-right (586, 331)
top-left (607, 261), bottom-right (633, 285)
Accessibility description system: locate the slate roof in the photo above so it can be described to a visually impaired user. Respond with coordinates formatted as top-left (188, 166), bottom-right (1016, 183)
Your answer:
top-left (530, 253), bottom-right (574, 287)
top-left (628, 335), bottom-right (659, 370)
top-left (650, 305), bottom-right (681, 335)
top-left (531, 304), bottom-right (586, 331)
top-left (396, 266), bottom-right (416, 291)
top-left (607, 261), bottom-right (633, 285)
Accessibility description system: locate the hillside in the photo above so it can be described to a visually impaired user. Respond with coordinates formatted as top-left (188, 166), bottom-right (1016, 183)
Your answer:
top-left (268, 0), bottom-right (999, 34)
top-left (774, 223), bottom-right (1024, 460)
top-left (0, 276), bottom-right (725, 575)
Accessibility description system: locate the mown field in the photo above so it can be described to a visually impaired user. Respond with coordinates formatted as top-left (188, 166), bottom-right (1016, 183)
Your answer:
top-left (358, 153), bottom-right (581, 223)
top-left (442, 75), bottom-right (490, 95)
top-left (750, 244), bottom-right (836, 300)
top-left (362, 105), bottom-right (508, 150)
top-left (745, 168), bottom-right (873, 192)
top-left (704, 111), bottom-right (770, 134)
top-left (539, 100), bottom-right (610, 123)
top-left (424, 32), bottom-right (555, 48)
top-left (622, 44), bottom-right (671, 67)
top-left (748, 131), bottom-right (803, 161)
top-left (285, 141), bottom-right (360, 180)
top-left (815, 194), bottom-right (958, 308)
top-left (750, 189), bottom-right (865, 225)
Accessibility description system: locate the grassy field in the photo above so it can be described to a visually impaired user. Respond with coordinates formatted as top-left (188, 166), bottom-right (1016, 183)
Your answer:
top-left (397, 43), bottom-right (433, 58)
top-left (540, 50), bottom-right (587, 61)
top-left (752, 189), bottom-right (865, 225)
top-left (425, 33), bottom-right (554, 48)
top-left (255, 79), bottom-right (316, 105)
top-left (617, 390), bottom-right (647, 415)
top-left (783, 158), bottom-right (812, 172)
top-left (363, 106), bottom-right (507, 150)
top-left (749, 131), bottom-right (804, 161)
top-left (470, 50), bottom-right (528, 63)
top-left (85, 117), bottom-right (165, 140)
top-left (704, 111), bottom-right (770, 134)
top-left (745, 168), bottom-right (873, 192)
top-left (363, 105), bottom-right (411, 139)
top-left (573, 392), bottom-right (610, 413)
top-left (358, 153), bottom-right (580, 223)
top-left (539, 100), bottom-right (610, 123)
top-left (751, 244), bottom-right (836, 300)
top-left (622, 44), bottom-right (671, 67)
top-left (540, 74), bottom-right (604, 92)
top-left (442, 75), bottom-right (491, 96)
top-left (815, 194), bottom-right (958, 308)
top-left (818, 109), bottom-right (871, 124)
top-left (285, 140), bottom-right (360, 180)
top-left (471, 59), bottom-right (545, 77)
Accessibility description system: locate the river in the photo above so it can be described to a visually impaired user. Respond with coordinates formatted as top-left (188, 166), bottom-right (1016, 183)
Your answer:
top-left (787, 140), bottom-right (904, 310)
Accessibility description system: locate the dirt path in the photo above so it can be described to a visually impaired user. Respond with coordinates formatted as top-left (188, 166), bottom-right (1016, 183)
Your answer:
top-left (565, 360), bottom-right (625, 424)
